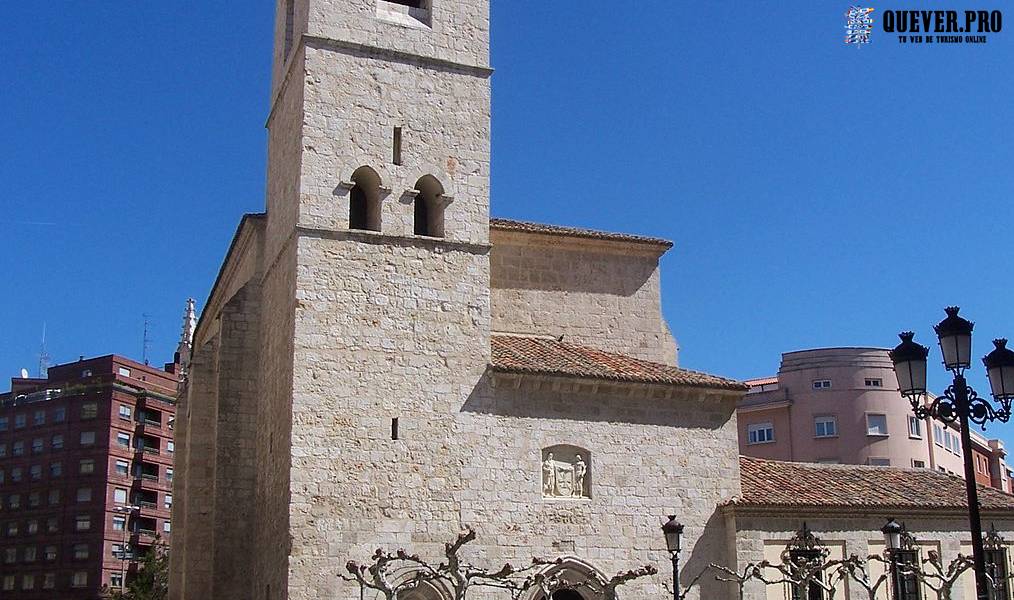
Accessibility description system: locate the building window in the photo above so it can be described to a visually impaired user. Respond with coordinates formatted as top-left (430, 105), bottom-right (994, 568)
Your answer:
top-left (73, 543), bottom-right (89, 560)
top-left (164, 520), bottom-right (172, 533)
top-left (31, 437), bottom-right (43, 453)
top-left (111, 572), bottom-right (124, 589)
top-left (348, 166), bottom-right (383, 232)
top-left (28, 491), bottom-right (40, 507)
top-left (0, 469), bottom-right (4, 484)
top-left (165, 493), bottom-right (173, 509)
top-left (865, 378), bottom-right (883, 387)
top-left (166, 468), bottom-right (174, 483)
top-left (53, 407), bottom-right (65, 422)
top-left (15, 414), bottom-right (26, 429)
top-left (80, 431), bottom-right (96, 446)
top-left (413, 175), bottom-right (446, 238)
top-left (117, 432), bottom-right (130, 447)
top-left (115, 459), bottom-right (129, 476)
top-left (11, 467), bottom-right (21, 482)
top-left (5, 522), bottom-right (16, 536)
top-left (119, 405), bottom-right (132, 420)
top-left (789, 549), bottom-right (825, 600)
top-left (747, 422), bottom-right (775, 444)
top-left (33, 410), bottom-right (45, 426)
top-left (0, 417), bottom-right (7, 431)
top-left (912, 459), bottom-right (927, 468)
top-left (79, 459), bottom-right (95, 475)
top-left (43, 573), bottom-right (55, 589)
top-left (908, 416), bottom-right (923, 438)
top-left (0, 443), bottom-right (5, 457)
top-left (21, 573), bottom-right (34, 591)
top-left (868, 457), bottom-right (891, 466)
top-left (46, 518), bottom-right (58, 533)
top-left (81, 402), bottom-right (98, 419)
top-left (985, 547), bottom-right (1010, 600)
top-left (52, 434), bottom-right (64, 449)
top-left (48, 489), bottom-right (60, 505)
top-left (167, 440), bottom-right (175, 453)
top-left (812, 379), bottom-right (832, 390)
top-left (26, 520), bottom-right (38, 534)
top-left (44, 545), bottom-right (57, 561)
top-left (891, 549), bottom-right (921, 600)
top-left (118, 367), bottom-right (131, 377)
top-left (82, 369), bottom-right (92, 377)
top-left (72, 571), bottom-right (88, 588)
top-left (114, 488), bottom-right (128, 504)
top-left (24, 546), bottom-right (37, 562)
top-left (13, 441), bottom-right (24, 456)
top-left (50, 461), bottom-right (62, 477)
top-left (75, 515), bottom-right (91, 531)
top-left (934, 424), bottom-right (945, 446)
top-left (113, 515), bottom-right (126, 532)
top-left (1, 575), bottom-right (12, 590)
top-left (814, 416), bottom-right (837, 438)
top-left (283, 0), bottom-right (295, 57)
top-left (9, 494), bottom-right (20, 509)
top-left (30, 465), bottom-right (42, 480)
top-left (76, 487), bottom-right (92, 503)
top-left (388, 0), bottom-right (426, 7)
top-left (866, 413), bottom-right (889, 436)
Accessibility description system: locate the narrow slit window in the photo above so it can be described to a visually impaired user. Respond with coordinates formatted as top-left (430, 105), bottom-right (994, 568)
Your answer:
top-left (284, 0), bottom-right (295, 57)
top-left (393, 127), bottom-right (403, 165)
top-left (391, 418), bottom-right (399, 440)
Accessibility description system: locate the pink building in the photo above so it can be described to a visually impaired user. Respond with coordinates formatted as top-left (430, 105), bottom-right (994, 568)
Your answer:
top-left (737, 347), bottom-right (1012, 491)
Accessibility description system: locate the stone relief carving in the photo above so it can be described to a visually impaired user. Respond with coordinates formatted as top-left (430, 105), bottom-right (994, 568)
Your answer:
top-left (542, 446), bottom-right (591, 499)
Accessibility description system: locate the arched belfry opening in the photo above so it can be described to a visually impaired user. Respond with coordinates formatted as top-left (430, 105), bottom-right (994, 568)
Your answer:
top-left (349, 166), bottom-right (383, 232)
top-left (413, 175), bottom-right (445, 238)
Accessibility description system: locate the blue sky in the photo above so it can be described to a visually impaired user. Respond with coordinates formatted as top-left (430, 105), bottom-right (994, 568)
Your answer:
top-left (1, 2), bottom-right (1012, 437)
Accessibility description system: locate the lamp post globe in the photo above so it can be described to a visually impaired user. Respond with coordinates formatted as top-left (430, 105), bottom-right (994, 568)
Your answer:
top-left (881, 518), bottom-right (903, 551)
top-left (984, 338), bottom-right (1014, 402)
top-left (889, 332), bottom-right (929, 398)
top-left (662, 516), bottom-right (684, 555)
top-left (934, 306), bottom-right (974, 371)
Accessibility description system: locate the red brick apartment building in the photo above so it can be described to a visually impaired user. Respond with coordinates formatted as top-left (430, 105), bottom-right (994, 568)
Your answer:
top-left (0, 355), bottom-right (178, 598)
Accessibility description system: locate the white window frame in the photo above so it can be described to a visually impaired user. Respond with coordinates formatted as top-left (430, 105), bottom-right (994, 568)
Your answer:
top-left (908, 416), bottom-right (923, 438)
top-left (866, 413), bottom-right (889, 436)
top-left (864, 378), bottom-right (883, 387)
top-left (814, 415), bottom-right (838, 438)
top-left (912, 459), bottom-right (927, 468)
top-left (119, 405), bottom-right (132, 420)
top-left (812, 379), bottom-right (832, 390)
top-left (747, 422), bottom-right (775, 445)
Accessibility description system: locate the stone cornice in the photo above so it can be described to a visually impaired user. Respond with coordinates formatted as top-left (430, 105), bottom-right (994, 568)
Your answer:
top-left (295, 226), bottom-right (491, 255)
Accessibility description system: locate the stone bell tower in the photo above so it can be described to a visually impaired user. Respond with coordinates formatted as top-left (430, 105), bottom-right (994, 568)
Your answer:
top-left (258, 1), bottom-right (494, 599)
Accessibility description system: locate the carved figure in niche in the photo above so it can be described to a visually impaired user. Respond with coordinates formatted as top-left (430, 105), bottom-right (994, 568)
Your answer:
top-left (573, 455), bottom-right (586, 497)
top-left (541, 446), bottom-right (591, 499)
top-left (543, 453), bottom-right (557, 495)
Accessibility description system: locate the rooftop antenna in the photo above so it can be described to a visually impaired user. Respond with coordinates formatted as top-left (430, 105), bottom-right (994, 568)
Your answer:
top-left (142, 313), bottom-right (153, 366)
top-left (37, 323), bottom-right (51, 378)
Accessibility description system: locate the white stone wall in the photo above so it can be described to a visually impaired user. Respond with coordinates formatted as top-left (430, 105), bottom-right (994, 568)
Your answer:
top-left (490, 231), bottom-right (679, 364)
top-left (731, 511), bottom-right (1014, 600)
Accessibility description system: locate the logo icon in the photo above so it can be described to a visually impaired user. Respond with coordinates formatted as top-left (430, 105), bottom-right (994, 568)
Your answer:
top-left (845, 6), bottom-right (875, 45)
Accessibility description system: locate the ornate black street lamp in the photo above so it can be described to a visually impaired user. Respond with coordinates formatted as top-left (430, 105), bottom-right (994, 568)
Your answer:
top-left (889, 307), bottom-right (1014, 600)
top-left (662, 516), bottom-right (684, 600)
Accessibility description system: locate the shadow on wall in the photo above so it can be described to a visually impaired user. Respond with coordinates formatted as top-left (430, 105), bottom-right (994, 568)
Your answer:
top-left (682, 511), bottom-right (734, 600)
top-left (491, 244), bottom-right (658, 297)
top-left (460, 372), bottom-right (735, 431)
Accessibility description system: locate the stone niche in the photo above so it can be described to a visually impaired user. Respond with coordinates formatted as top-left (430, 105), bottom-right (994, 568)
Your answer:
top-left (542, 445), bottom-right (591, 499)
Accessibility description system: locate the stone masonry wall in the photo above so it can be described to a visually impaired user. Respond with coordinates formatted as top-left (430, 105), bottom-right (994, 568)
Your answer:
top-left (212, 282), bottom-right (263, 600)
top-left (490, 232), bottom-right (679, 364)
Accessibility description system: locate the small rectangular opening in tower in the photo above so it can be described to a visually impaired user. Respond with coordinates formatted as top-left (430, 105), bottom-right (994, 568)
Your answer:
top-left (283, 0), bottom-right (295, 57)
top-left (388, 0), bottom-right (425, 7)
top-left (391, 417), bottom-right (399, 440)
top-left (393, 127), bottom-right (403, 165)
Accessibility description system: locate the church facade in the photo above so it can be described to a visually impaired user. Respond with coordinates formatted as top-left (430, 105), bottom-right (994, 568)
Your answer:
top-left (169, 2), bottom-right (1014, 600)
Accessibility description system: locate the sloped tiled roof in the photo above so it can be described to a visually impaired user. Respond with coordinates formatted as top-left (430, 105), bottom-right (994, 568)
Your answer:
top-left (738, 456), bottom-right (1014, 511)
top-left (490, 334), bottom-right (747, 391)
top-left (490, 218), bottom-right (673, 248)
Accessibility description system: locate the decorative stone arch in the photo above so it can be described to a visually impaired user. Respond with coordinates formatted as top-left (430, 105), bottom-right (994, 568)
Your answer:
top-left (409, 174), bottom-right (451, 238)
top-left (523, 556), bottom-right (608, 600)
top-left (338, 165), bottom-right (385, 232)
top-left (542, 444), bottom-right (592, 499)
top-left (386, 567), bottom-right (455, 600)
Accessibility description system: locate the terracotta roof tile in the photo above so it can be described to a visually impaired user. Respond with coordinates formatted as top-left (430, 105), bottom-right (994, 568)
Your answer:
top-left (490, 335), bottom-right (747, 391)
top-left (490, 218), bottom-right (674, 248)
top-left (738, 456), bottom-right (1014, 511)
